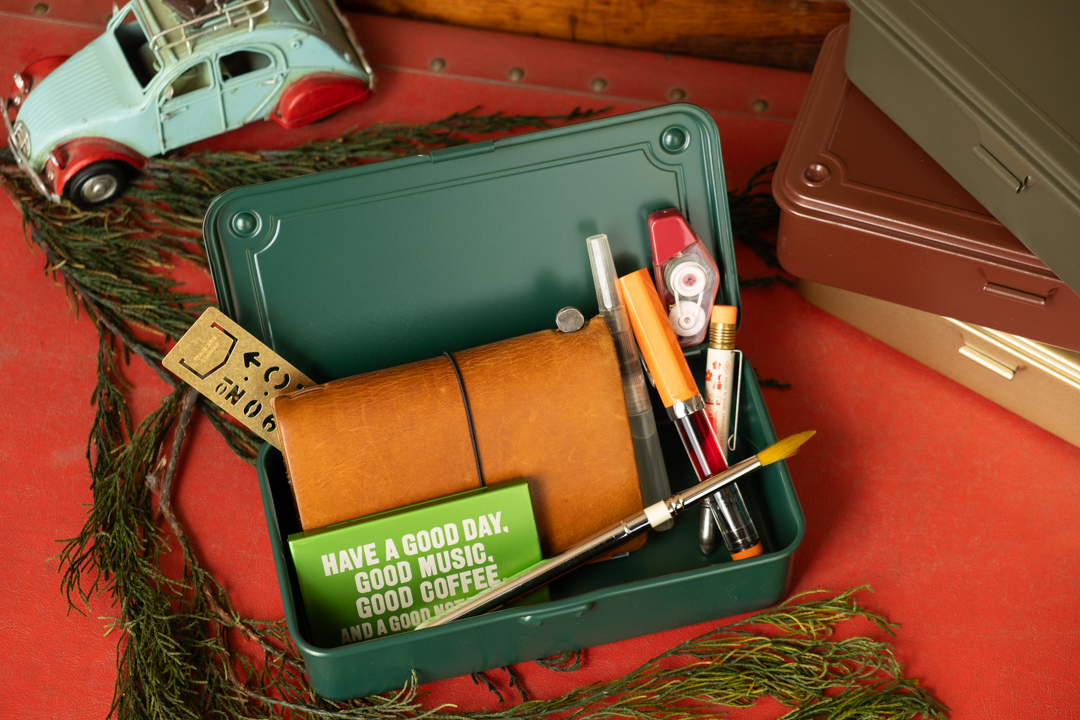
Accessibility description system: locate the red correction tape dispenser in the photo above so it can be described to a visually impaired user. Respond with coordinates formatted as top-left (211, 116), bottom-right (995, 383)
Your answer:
top-left (648, 208), bottom-right (721, 347)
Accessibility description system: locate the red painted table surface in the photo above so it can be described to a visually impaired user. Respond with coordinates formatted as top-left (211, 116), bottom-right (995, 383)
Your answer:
top-left (1, 5), bottom-right (1078, 718)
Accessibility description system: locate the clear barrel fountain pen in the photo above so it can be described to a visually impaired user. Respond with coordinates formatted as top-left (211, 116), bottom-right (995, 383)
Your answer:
top-left (586, 234), bottom-right (673, 529)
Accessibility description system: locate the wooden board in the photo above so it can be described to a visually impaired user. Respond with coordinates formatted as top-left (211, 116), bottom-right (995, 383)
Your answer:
top-left (340, 0), bottom-right (850, 71)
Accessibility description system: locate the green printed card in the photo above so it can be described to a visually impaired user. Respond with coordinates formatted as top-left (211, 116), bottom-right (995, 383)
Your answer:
top-left (288, 478), bottom-right (543, 648)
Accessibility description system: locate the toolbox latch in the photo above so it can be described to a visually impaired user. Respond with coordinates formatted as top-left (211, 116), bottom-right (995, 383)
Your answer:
top-left (958, 345), bottom-right (1015, 381)
top-left (430, 141), bottom-right (495, 163)
top-left (972, 144), bottom-right (1023, 193)
top-left (982, 282), bottom-right (1047, 307)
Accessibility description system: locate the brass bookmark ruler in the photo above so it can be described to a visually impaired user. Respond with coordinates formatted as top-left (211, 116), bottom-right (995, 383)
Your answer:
top-left (163, 307), bottom-right (313, 449)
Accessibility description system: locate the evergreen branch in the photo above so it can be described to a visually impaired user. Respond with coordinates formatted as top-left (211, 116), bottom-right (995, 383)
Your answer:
top-left (727, 161), bottom-right (783, 269)
top-left (471, 673), bottom-right (506, 705)
top-left (146, 587), bottom-right (947, 720)
top-left (22, 225), bottom-right (178, 387)
top-left (755, 371), bottom-right (793, 390)
top-left (740, 275), bottom-right (795, 290)
top-left (533, 650), bottom-right (584, 673)
top-left (157, 387), bottom-right (199, 512)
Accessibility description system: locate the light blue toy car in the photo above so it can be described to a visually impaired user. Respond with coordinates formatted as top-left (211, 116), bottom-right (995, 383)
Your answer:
top-left (3, 0), bottom-right (373, 208)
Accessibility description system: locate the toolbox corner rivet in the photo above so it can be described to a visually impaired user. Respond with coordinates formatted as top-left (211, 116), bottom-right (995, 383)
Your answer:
top-left (231, 211), bottom-right (259, 236)
top-left (31, 2), bottom-right (49, 14)
top-left (507, 67), bottom-right (525, 82)
top-left (429, 57), bottom-right (446, 72)
top-left (802, 163), bottom-right (831, 185)
top-left (590, 77), bottom-right (608, 93)
top-left (660, 126), bottom-right (690, 154)
top-left (751, 99), bottom-right (769, 113)
top-left (668, 88), bottom-right (686, 102)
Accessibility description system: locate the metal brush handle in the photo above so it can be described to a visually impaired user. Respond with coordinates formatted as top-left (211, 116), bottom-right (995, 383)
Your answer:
top-left (420, 454), bottom-right (762, 628)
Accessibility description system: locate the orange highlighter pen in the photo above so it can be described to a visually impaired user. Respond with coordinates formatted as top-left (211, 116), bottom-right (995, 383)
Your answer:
top-left (618, 269), bottom-right (763, 559)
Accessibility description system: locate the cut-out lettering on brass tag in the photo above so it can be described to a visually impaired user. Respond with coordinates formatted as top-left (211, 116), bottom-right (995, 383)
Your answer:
top-left (163, 307), bottom-right (313, 448)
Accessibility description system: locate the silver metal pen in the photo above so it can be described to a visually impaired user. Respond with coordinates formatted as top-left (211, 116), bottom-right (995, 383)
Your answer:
top-left (586, 234), bottom-right (673, 529)
top-left (416, 431), bottom-right (814, 629)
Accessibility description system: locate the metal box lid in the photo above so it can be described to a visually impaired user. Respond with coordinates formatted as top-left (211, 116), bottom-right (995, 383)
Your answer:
top-left (845, 0), bottom-right (1080, 295)
top-left (205, 104), bottom-right (739, 382)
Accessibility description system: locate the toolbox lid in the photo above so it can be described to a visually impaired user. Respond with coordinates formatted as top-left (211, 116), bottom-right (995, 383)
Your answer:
top-left (845, 0), bottom-right (1080, 293)
top-left (776, 27), bottom-right (1035, 267)
top-left (204, 105), bottom-right (737, 382)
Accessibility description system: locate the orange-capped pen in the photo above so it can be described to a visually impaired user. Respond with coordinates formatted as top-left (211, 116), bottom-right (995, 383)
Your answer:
top-left (618, 269), bottom-right (698, 407)
top-left (618, 269), bottom-right (762, 559)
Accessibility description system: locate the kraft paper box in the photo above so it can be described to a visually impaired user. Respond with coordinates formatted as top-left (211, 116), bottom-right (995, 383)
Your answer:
top-left (288, 479), bottom-right (543, 648)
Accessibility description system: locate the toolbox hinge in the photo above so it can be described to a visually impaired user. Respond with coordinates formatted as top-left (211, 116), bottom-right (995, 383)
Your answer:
top-left (430, 141), bottom-right (495, 163)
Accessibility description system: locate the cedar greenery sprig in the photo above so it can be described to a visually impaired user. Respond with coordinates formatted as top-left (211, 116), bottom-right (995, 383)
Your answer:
top-left (1, 108), bottom-right (941, 719)
top-left (729, 160), bottom-right (784, 269)
top-left (452, 586), bottom-right (949, 720)
top-left (236, 587), bottom-right (948, 720)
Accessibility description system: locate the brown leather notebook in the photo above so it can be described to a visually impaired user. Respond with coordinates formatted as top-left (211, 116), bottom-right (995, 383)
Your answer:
top-left (274, 317), bottom-right (644, 557)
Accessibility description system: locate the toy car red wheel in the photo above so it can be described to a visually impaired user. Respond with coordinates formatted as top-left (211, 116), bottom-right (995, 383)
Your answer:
top-left (65, 160), bottom-right (128, 209)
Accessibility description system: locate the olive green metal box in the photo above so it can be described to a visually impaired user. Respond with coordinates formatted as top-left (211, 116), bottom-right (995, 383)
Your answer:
top-left (205, 105), bottom-right (804, 700)
top-left (845, 0), bottom-right (1080, 295)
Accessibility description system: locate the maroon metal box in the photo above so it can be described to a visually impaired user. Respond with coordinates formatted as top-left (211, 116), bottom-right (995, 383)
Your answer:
top-left (773, 24), bottom-right (1080, 352)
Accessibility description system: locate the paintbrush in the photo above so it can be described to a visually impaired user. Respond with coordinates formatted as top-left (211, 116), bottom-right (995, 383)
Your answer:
top-left (417, 430), bottom-right (815, 629)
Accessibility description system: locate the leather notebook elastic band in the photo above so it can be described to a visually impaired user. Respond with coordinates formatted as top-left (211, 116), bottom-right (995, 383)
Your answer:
top-left (443, 351), bottom-right (485, 487)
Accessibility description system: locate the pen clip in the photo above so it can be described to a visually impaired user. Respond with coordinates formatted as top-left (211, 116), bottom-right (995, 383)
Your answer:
top-left (728, 349), bottom-right (743, 454)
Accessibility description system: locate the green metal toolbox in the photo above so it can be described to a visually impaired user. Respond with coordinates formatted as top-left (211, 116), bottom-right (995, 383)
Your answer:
top-left (205, 104), bottom-right (804, 700)
top-left (845, 0), bottom-right (1080, 296)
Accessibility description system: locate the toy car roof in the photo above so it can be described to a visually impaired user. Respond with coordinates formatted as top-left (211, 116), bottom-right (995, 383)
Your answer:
top-left (136, 0), bottom-right (328, 60)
